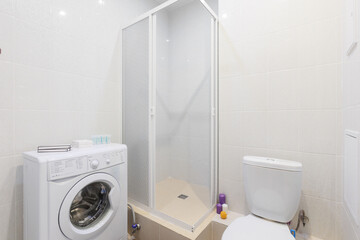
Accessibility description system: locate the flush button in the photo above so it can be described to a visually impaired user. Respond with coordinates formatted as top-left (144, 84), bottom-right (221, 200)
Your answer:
top-left (106, 159), bottom-right (110, 164)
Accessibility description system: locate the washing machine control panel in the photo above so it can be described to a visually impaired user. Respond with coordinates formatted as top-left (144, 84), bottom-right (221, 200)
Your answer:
top-left (48, 150), bottom-right (125, 181)
top-left (90, 159), bottom-right (99, 169)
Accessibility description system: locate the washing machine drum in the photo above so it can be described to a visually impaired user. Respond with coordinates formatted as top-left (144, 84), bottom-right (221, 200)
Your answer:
top-left (59, 173), bottom-right (121, 240)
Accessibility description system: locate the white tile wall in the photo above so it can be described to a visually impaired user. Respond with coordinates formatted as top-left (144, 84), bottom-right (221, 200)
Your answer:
top-left (0, 0), bottom-right (355, 239)
top-left (301, 153), bottom-right (337, 200)
top-left (295, 195), bottom-right (337, 240)
top-left (219, 0), bottom-right (344, 239)
top-left (0, 0), bottom-right (159, 239)
top-left (268, 70), bottom-right (298, 110)
top-left (0, 14), bottom-right (14, 62)
top-left (267, 111), bottom-right (299, 151)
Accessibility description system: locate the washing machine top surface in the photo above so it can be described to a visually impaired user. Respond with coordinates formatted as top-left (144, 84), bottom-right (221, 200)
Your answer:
top-left (222, 214), bottom-right (295, 240)
top-left (23, 143), bottom-right (126, 163)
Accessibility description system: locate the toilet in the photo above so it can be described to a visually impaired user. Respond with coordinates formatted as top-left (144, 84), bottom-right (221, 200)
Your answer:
top-left (222, 156), bottom-right (302, 240)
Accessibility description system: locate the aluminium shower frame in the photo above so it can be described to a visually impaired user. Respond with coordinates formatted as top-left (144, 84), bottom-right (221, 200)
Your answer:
top-left (122, 0), bottom-right (219, 232)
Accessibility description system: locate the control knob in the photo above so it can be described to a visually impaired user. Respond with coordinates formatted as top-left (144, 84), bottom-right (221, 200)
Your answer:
top-left (90, 160), bottom-right (99, 169)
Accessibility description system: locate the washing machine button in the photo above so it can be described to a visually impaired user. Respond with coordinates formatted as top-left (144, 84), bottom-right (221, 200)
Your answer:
top-left (90, 160), bottom-right (99, 169)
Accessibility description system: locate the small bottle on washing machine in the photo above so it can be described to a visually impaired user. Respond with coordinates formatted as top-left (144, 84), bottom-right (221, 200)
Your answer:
top-left (92, 135), bottom-right (111, 145)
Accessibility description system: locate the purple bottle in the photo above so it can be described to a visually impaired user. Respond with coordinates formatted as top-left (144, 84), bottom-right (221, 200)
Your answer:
top-left (216, 203), bottom-right (222, 214)
top-left (219, 193), bottom-right (226, 205)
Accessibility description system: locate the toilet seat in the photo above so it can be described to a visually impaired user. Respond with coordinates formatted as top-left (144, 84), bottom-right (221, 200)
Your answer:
top-left (222, 214), bottom-right (295, 240)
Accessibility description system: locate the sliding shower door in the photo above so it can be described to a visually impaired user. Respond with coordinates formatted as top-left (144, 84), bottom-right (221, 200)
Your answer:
top-left (123, 0), bottom-right (218, 232)
top-left (154, 0), bottom-right (215, 228)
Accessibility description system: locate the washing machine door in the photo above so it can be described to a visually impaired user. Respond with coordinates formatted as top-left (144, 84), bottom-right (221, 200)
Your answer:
top-left (59, 173), bottom-right (121, 240)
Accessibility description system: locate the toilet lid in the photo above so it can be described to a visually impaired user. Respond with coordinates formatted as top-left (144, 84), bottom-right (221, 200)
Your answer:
top-left (222, 215), bottom-right (295, 240)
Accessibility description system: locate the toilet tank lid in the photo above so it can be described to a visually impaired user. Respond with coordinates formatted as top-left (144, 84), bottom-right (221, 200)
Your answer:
top-left (243, 156), bottom-right (302, 172)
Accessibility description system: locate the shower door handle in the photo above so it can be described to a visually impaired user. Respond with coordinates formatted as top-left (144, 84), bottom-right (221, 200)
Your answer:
top-left (150, 107), bottom-right (156, 117)
top-left (211, 108), bottom-right (216, 117)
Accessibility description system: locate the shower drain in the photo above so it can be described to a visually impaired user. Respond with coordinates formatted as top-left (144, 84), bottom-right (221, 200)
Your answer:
top-left (177, 194), bottom-right (188, 199)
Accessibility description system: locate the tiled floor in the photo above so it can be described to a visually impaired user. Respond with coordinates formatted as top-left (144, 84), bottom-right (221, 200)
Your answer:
top-left (155, 178), bottom-right (211, 226)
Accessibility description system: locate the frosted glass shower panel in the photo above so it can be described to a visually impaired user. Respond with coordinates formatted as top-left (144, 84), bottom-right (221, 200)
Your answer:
top-left (123, 18), bottom-right (150, 206)
top-left (122, 0), bottom-right (218, 231)
top-left (154, 0), bottom-right (213, 225)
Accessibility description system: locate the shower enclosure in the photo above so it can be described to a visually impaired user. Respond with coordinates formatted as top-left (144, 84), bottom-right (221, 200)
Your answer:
top-left (122, 0), bottom-right (218, 232)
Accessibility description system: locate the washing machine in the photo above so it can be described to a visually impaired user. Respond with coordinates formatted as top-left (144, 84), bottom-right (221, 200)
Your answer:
top-left (23, 144), bottom-right (127, 240)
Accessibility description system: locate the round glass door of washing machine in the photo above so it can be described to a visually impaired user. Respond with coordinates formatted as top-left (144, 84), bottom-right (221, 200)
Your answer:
top-left (70, 182), bottom-right (111, 228)
top-left (59, 173), bottom-right (121, 240)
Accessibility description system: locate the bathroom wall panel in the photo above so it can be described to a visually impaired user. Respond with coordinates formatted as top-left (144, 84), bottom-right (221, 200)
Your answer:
top-left (219, 0), bottom-right (343, 239)
top-left (0, 0), bottom-right (159, 239)
top-left (0, 12), bottom-right (14, 62)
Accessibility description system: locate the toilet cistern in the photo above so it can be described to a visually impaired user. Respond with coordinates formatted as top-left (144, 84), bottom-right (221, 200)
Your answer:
top-left (222, 156), bottom-right (302, 240)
